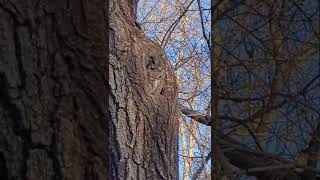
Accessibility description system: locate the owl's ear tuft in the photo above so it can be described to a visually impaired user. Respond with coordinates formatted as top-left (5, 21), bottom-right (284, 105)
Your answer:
top-left (147, 56), bottom-right (156, 70)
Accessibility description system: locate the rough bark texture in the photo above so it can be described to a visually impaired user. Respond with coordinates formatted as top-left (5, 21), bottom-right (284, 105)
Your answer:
top-left (0, 1), bottom-right (107, 180)
top-left (109, 0), bottom-right (179, 179)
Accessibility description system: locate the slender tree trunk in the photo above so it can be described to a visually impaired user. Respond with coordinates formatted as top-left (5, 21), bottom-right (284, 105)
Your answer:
top-left (109, 0), bottom-right (179, 179)
top-left (0, 1), bottom-right (107, 180)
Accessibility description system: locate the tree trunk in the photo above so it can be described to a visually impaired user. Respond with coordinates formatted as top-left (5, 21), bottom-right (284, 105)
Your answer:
top-left (0, 1), bottom-right (107, 180)
top-left (109, 0), bottom-right (179, 179)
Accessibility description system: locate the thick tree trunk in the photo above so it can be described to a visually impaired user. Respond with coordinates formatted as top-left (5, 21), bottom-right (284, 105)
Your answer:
top-left (109, 0), bottom-right (179, 179)
top-left (0, 1), bottom-right (107, 180)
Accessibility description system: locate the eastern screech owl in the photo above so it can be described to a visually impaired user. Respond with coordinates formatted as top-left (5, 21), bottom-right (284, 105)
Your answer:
top-left (146, 55), bottom-right (165, 95)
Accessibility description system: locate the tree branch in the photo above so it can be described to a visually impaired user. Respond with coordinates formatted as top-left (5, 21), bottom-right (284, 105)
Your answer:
top-left (191, 151), bottom-right (211, 180)
top-left (179, 105), bottom-right (211, 126)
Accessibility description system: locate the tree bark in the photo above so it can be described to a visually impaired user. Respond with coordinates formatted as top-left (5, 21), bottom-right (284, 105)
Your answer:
top-left (109, 0), bottom-right (179, 179)
top-left (0, 1), bottom-right (107, 180)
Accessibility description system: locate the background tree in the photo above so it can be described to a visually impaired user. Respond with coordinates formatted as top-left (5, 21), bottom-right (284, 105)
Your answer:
top-left (0, 0), bottom-right (107, 179)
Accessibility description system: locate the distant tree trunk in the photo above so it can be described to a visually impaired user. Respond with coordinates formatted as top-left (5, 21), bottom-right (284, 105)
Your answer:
top-left (109, 0), bottom-right (179, 179)
top-left (0, 1), bottom-right (107, 180)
